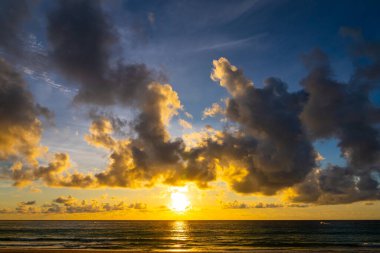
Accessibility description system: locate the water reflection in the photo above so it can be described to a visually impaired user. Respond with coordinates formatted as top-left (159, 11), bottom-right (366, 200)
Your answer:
top-left (169, 221), bottom-right (190, 251)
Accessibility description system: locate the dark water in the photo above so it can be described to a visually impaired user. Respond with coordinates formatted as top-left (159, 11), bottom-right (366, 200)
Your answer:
top-left (0, 220), bottom-right (379, 252)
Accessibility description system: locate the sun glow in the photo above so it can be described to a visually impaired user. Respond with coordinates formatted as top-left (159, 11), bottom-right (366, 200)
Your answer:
top-left (170, 187), bottom-right (190, 212)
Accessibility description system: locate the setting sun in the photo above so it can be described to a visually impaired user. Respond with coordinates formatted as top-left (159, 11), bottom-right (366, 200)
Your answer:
top-left (170, 190), bottom-right (190, 212)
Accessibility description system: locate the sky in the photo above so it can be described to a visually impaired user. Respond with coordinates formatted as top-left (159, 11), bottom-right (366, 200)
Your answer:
top-left (0, 0), bottom-right (380, 220)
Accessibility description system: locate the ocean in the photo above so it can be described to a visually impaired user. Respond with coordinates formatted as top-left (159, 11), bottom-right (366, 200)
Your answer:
top-left (0, 220), bottom-right (379, 252)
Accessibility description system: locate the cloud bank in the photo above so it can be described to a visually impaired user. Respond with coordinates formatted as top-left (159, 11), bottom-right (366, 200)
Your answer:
top-left (1, 196), bottom-right (147, 214)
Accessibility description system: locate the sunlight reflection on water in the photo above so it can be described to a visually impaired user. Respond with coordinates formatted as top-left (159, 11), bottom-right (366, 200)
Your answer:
top-left (169, 221), bottom-right (191, 251)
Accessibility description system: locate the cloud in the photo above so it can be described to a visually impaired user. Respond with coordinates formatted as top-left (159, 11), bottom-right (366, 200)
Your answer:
top-left (195, 34), bottom-right (266, 52)
top-left (0, 196), bottom-right (148, 214)
top-left (85, 117), bottom-right (116, 150)
top-left (178, 118), bottom-right (192, 129)
top-left (47, 0), bottom-right (115, 97)
top-left (128, 202), bottom-right (147, 210)
top-left (254, 202), bottom-right (283, 208)
top-left (184, 112), bottom-right (193, 119)
top-left (53, 195), bottom-right (76, 205)
top-left (222, 200), bottom-right (284, 209)
top-left (0, 58), bottom-right (68, 189)
top-left (222, 200), bottom-right (250, 209)
top-left (21, 201), bottom-right (36, 205)
top-left (15, 200), bottom-right (38, 214)
top-left (0, 208), bottom-right (12, 214)
top-left (290, 166), bottom-right (380, 205)
top-left (0, 58), bottom-right (51, 173)
top-left (46, 0), bottom-right (162, 106)
top-left (289, 31), bottom-right (380, 204)
top-left (300, 49), bottom-right (380, 167)
top-left (88, 83), bottom-right (186, 188)
top-left (14, 81), bottom-right (186, 189)
top-left (0, 1), bottom-right (76, 98)
top-left (340, 27), bottom-right (380, 82)
top-left (202, 102), bottom-right (225, 119)
top-left (210, 58), bottom-right (316, 195)
top-left (210, 57), bottom-right (254, 96)
top-left (41, 1), bottom-right (199, 189)
top-left (287, 203), bottom-right (309, 208)
top-left (0, 1), bottom-right (215, 191)
top-left (7, 153), bottom-right (73, 187)
top-left (50, 196), bottom-right (129, 213)
top-left (222, 201), bottom-right (309, 209)
top-left (30, 0), bottom-right (214, 189)
top-left (88, 110), bottom-right (128, 135)
top-left (43, 196), bottom-right (145, 214)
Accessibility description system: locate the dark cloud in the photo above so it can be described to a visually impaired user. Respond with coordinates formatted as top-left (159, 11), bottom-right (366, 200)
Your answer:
top-left (300, 49), bottom-right (380, 167)
top-left (6, 153), bottom-right (73, 187)
top-left (194, 32), bottom-right (380, 201)
top-left (45, 2), bottom-right (182, 190)
top-left (46, 0), bottom-right (162, 105)
top-left (340, 27), bottom-right (380, 83)
top-left (47, 0), bottom-right (115, 88)
top-left (2, 0), bottom-right (187, 190)
top-left (42, 0), bottom-right (209, 188)
top-left (291, 166), bottom-right (380, 204)
top-left (210, 58), bottom-right (316, 195)
top-left (0, 58), bottom-right (51, 168)
top-left (16, 200), bottom-right (38, 214)
top-left (0, 58), bottom-right (52, 186)
top-left (53, 195), bottom-right (75, 205)
top-left (290, 30), bottom-right (380, 204)
top-left (3, 0), bottom-right (254, 194)
top-left (88, 109), bottom-right (128, 136)
top-left (84, 85), bottom-right (186, 188)
top-left (21, 200), bottom-right (36, 205)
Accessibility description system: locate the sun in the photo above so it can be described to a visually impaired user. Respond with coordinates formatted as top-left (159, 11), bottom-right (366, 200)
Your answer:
top-left (170, 192), bottom-right (190, 212)
top-left (170, 188), bottom-right (190, 212)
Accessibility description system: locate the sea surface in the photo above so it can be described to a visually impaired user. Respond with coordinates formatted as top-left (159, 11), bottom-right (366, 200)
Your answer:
top-left (0, 220), bottom-right (379, 252)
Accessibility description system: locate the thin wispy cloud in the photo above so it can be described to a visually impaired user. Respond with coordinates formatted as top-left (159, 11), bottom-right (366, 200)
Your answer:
top-left (194, 33), bottom-right (267, 52)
